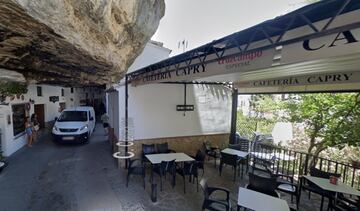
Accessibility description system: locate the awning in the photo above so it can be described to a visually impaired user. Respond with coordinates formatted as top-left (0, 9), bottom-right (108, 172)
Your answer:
top-left (127, 0), bottom-right (360, 93)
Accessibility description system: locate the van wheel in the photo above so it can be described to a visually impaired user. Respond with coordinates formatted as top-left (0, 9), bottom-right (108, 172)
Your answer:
top-left (84, 132), bottom-right (90, 144)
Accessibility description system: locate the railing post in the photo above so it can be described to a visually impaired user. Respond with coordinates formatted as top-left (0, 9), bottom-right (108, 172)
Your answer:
top-left (304, 154), bottom-right (310, 175)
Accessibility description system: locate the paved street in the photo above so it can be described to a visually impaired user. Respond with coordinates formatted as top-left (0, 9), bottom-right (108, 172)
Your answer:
top-left (0, 124), bottom-right (205, 211)
top-left (0, 124), bottom-right (127, 211)
top-left (0, 124), bottom-right (325, 211)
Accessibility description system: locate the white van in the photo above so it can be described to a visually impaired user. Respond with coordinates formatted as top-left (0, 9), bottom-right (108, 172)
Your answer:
top-left (52, 106), bottom-right (95, 143)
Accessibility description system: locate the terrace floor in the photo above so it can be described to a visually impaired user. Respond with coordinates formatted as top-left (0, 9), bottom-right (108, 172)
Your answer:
top-left (0, 124), bottom-right (327, 211)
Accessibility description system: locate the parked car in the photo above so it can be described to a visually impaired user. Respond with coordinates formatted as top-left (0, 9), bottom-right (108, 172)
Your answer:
top-left (52, 106), bottom-right (95, 143)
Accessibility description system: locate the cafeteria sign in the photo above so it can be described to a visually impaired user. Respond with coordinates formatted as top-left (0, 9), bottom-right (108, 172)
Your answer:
top-left (131, 48), bottom-right (276, 86)
top-left (236, 71), bottom-right (360, 88)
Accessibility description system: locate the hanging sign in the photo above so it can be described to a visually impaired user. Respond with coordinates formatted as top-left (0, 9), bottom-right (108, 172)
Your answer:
top-left (235, 71), bottom-right (360, 89)
top-left (281, 28), bottom-right (360, 65)
top-left (49, 96), bottom-right (59, 103)
top-left (176, 105), bottom-right (194, 111)
top-left (280, 8), bottom-right (360, 65)
top-left (131, 48), bottom-right (276, 86)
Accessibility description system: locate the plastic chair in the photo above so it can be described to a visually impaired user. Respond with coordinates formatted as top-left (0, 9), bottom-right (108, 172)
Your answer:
top-left (203, 141), bottom-right (220, 167)
top-left (191, 150), bottom-right (206, 176)
top-left (199, 178), bottom-right (231, 211)
top-left (246, 173), bottom-right (280, 198)
top-left (154, 159), bottom-right (176, 191)
top-left (219, 152), bottom-right (241, 181)
top-left (141, 144), bottom-right (156, 163)
top-left (126, 159), bottom-right (145, 189)
top-left (176, 161), bottom-right (199, 193)
top-left (156, 142), bottom-right (176, 153)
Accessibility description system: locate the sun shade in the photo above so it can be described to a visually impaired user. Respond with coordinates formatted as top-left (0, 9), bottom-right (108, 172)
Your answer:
top-left (127, 0), bottom-right (360, 88)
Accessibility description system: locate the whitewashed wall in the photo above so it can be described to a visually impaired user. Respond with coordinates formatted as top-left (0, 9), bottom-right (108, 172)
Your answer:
top-left (112, 41), bottom-right (231, 140)
top-left (67, 87), bottom-right (105, 108)
top-left (0, 84), bottom-right (68, 156)
top-left (117, 83), bottom-right (232, 140)
top-left (128, 41), bottom-right (172, 73)
top-left (0, 84), bottom-right (105, 156)
top-left (27, 85), bottom-right (67, 122)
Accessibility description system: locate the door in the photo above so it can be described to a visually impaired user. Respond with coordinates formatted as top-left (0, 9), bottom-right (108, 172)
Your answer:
top-left (93, 99), bottom-right (99, 115)
top-left (34, 104), bottom-right (45, 129)
top-left (59, 102), bottom-right (66, 112)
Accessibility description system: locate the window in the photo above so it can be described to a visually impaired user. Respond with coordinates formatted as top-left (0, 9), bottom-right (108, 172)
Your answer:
top-left (89, 111), bottom-right (94, 120)
top-left (57, 111), bottom-right (87, 122)
top-left (61, 89), bottom-right (64, 96)
top-left (70, 87), bottom-right (74, 93)
top-left (12, 104), bottom-right (26, 136)
top-left (85, 93), bottom-right (88, 99)
top-left (37, 86), bottom-right (42, 96)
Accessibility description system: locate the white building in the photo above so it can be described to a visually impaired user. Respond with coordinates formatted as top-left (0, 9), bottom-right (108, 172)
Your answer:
top-left (0, 84), bottom-right (105, 156)
top-left (108, 41), bottom-right (232, 145)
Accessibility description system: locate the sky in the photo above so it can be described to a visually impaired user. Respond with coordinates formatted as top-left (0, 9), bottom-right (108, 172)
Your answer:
top-left (152, 0), bottom-right (308, 56)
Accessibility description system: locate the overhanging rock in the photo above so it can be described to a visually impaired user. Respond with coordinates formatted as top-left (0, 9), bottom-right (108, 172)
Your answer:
top-left (0, 0), bottom-right (165, 86)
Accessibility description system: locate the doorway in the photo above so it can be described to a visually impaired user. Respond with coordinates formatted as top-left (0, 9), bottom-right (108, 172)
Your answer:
top-left (59, 102), bottom-right (66, 112)
top-left (34, 104), bottom-right (45, 129)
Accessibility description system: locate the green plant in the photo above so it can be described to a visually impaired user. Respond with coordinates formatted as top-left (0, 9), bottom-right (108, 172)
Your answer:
top-left (283, 93), bottom-right (360, 160)
top-left (0, 82), bottom-right (28, 96)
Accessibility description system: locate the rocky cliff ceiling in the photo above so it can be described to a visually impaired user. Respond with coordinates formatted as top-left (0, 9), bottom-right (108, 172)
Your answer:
top-left (0, 0), bottom-right (165, 86)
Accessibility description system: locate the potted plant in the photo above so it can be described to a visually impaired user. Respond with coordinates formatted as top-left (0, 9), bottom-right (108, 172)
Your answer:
top-left (0, 151), bottom-right (7, 173)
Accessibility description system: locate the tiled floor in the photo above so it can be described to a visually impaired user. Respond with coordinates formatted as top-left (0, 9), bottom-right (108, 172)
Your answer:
top-left (0, 124), bottom-right (328, 211)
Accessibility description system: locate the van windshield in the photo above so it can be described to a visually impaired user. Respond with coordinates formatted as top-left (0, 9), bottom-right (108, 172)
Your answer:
top-left (57, 111), bottom-right (88, 122)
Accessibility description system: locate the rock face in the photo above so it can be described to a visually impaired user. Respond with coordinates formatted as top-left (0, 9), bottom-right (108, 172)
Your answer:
top-left (0, 0), bottom-right (165, 86)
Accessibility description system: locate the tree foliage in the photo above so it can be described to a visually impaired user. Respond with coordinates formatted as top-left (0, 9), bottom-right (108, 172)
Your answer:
top-left (237, 95), bottom-right (280, 138)
top-left (283, 93), bottom-right (360, 157)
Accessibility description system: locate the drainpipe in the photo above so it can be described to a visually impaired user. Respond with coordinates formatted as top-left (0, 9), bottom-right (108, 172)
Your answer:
top-left (229, 88), bottom-right (238, 144)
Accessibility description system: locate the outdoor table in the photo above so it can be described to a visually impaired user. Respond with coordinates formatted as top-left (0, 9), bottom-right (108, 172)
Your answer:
top-left (237, 187), bottom-right (290, 211)
top-left (145, 153), bottom-right (194, 202)
top-left (300, 175), bottom-right (360, 209)
top-left (146, 152), bottom-right (195, 164)
top-left (251, 152), bottom-right (295, 161)
top-left (221, 148), bottom-right (249, 158)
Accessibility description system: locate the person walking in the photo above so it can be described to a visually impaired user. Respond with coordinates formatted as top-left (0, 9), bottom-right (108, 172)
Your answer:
top-left (101, 113), bottom-right (110, 135)
top-left (31, 113), bottom-right (40, 141)
top-left (25, 116), bottom-right (33, 147)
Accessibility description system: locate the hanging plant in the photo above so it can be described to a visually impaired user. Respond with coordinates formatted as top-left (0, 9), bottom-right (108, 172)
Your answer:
top-left (0, 82), bottom-right (28, 96)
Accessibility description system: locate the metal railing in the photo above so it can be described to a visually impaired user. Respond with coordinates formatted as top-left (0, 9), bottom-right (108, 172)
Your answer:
top-left (250, 142), bottom-right (360, 189)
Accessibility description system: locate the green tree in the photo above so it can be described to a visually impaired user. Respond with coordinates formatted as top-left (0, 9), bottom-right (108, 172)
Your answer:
top-left (283, 93), bottom-right (360, 160)
top-left (249, 95), bottom-right (280, 131)
top-left (236, 95), bottom-right (280, 139)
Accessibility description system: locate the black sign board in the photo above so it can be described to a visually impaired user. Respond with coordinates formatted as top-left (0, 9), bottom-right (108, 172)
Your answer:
top-left (49, 96), bottom-right (59, 103)
top-left (176, 105), bottom-right (194, 111)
